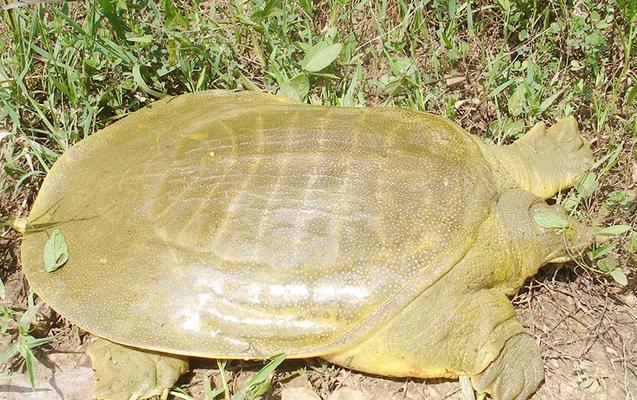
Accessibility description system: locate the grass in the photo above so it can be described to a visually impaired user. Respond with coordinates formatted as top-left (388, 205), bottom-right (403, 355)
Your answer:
top-left (0, 296), bottom-right (55, 388)
top-left (0, 0), bottom-right (635, 398)
top-left (171, 356), bottom-right (286, 400)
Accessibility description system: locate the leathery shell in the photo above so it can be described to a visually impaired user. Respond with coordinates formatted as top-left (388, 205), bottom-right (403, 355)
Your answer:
top-left (21, 90), bottom-right (497, 358)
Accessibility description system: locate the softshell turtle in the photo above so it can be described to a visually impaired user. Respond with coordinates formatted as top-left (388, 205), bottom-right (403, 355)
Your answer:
top-left (19, 90), bottom-right (596, 400)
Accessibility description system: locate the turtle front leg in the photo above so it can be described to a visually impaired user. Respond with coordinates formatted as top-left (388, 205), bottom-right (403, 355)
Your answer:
top-left (479, 116), bottom-right (593, 199)
top-left (323, 288), bottom-right (543, 400)
top-left (86, 338), bottom-right (189, 400)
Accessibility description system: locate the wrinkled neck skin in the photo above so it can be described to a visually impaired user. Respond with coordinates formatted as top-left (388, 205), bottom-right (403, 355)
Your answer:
top-left (494, 190), bottom-right (552, 281)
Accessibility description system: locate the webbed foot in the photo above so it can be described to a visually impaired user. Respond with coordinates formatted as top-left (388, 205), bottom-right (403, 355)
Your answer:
top-left (471, 334), bottom-right (544, 400)
top-left (485, 116), bottom-right (593, 199)
top-left (86, 338), bottom-right (189, 400)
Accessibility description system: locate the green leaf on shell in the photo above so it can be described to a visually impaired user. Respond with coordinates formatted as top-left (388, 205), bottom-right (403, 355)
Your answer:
top-left (43, 229), bottom-right (69, 272)
top-left (532, 211), bottom-right (569, 229)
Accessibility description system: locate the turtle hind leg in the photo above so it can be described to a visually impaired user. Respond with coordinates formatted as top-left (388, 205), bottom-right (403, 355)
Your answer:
top-left (86, 338), bottom-right (189, 400)
top-left (483, 116), bottom-right (593, 199)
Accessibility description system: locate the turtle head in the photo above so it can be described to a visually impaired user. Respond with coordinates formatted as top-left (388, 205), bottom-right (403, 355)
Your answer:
top-left (496, 190), bottom-right (596, 279)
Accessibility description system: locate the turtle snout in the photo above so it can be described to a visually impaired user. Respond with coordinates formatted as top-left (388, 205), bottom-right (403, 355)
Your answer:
top-left (531, 203), bottom-right (595, 264)
top-left (544, 213), bottom-right (596, 263)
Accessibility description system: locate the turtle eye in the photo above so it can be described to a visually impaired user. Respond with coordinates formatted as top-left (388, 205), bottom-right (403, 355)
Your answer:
top-left (527, 196), bottom-right (546, 211)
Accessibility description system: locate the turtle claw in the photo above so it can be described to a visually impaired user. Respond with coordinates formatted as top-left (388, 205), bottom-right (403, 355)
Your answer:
top-left (86, 338), bottom-right (189, 400)
top-left (471, 334), bottom-right (544, 400)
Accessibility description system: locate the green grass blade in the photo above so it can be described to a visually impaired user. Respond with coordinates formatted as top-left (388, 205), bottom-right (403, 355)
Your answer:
top-left (0, 343), bottom-right (20, 365)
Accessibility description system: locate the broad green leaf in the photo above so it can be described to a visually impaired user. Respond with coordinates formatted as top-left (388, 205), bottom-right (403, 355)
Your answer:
top-left (96, 0), bottom-right (127, 40)
top-left (597, 225), bottom-right (632, 236)
top-left (301, 42), bottom-right (343, 72)
top-left (278, 74), bottom-right (310, 101)
top-left (288, 74), bottom-right (310, 99)
top-left (162, 0), bottom-right (189, 27)
top-left (43, 229), bottom-right (69, 272)
top-left (252, 0), bottom-right (282, 21)
top-left (378, 74), bottom-right (403, 95)
top-left (532, 211), bottom-right (569, 229)
top-left (278, 83), bottom-right (301, 101)
top-left (503, 118), bottom-right (525, 138)
top-left (610, 268), bottom-right (628, 286)
top-left (448, 0), bottom-right (457, 18)
top-left (597, 254), bottom-right (618, 272)
top-left (389, 56), bottom-right (417, 77)
top-left (570, 60), bottom-right (584, 71)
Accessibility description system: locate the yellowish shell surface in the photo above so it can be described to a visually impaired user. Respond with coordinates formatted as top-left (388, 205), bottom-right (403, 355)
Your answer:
top-left (21, 91), bottom-right (497, 358)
